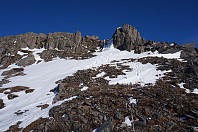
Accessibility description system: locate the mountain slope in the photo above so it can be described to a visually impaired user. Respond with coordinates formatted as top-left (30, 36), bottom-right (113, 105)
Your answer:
top-left (0, 24), bottom-right (198, 132)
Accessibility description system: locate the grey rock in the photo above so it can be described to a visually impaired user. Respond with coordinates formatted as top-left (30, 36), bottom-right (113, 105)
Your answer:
top-left (85, 35), bottom-right (99, 40)
top-left (113, 24), bottom-right (143, 53)
top-left (181, 42), bottom-right (195, 49)
top-left (115, 113), bottom-right (122, 120)
top-left (137, 115), bottom-right (146, 126)
top-left (98, 121), bottom-right (114, 132)
top-left (16, 55), bottom-right (36, 66)
top-left (166, 121), bottom-right (176, 131)
top-left (0, 99), bottom-right (4, 109)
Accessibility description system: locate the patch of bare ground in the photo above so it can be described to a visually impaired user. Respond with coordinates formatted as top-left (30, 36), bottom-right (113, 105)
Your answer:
top-left (0, 86), bottom-right (34, 95)
top-left (5, 121), bottom-right (23, 132)
top-left (0, 68), bottom-right (26, 87)
top-left (14, 110), bottom-right (29, 115)
top-left (22, 118), bottom-right (49, 132)
top-left (36, 104), bottom-right (49, 110)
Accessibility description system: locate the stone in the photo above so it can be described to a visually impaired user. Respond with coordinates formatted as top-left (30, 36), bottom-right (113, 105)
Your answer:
top-left (0, 99), bottom-right (4, 109)
top-left (7, 94), bottom-right (19, 100)
top-left (98, 121), bottom-right (114, 132)
top-left (113, 24), bottom-right (143, 53)
top-left (16, 55), bottom-right (36, 66)
top-left (1, 68), bottom-right (24, 76)
top-left (85, 35), bottom-right (99, 40)
top-left (120, 123), bottom-right (127, 128)
top-left (166, 121), bottom-right (176, 131)
top-left (181, 42), bottom-right (195, 49)
top-left (115, 113), bottom-right (122, 120)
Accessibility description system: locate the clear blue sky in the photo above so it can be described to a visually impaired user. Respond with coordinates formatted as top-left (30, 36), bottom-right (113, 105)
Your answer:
top-left (0, 0), bottom-right (198, 47)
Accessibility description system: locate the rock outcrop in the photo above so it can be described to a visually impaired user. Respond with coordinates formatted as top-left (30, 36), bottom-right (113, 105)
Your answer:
top-left (16, 55), bottom-right (36, 66)
top-left (113, 24), bottom-right (144, 53)
top-left (0, 31), bottom-right (103, 68)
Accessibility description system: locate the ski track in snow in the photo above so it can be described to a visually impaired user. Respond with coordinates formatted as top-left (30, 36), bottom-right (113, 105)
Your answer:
top-left (0, 44), bottom-right (182, 131)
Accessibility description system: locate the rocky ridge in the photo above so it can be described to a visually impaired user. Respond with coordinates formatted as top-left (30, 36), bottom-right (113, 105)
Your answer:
top-left (0, 24), bottom-right (198, 132)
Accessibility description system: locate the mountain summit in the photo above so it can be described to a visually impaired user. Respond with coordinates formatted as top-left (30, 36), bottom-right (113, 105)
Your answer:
top-left (0, 24), bottom-right (198, 131)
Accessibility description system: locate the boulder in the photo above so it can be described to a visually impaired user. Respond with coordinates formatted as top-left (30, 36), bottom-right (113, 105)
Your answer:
top-left (16, 55), bottom-right (36, 66)
top-left (180, 43), bottom-right (198, 59)
top-left (85, 35), bottom-right (99, 40)
top-left (0, 99), bottom-right (4, 109)
top-left (98, 121), bottom-right (114, 132)
top-left (7, 94), bottom-right (19, 100)
top-left (113, 24), bottom-right (143, 53)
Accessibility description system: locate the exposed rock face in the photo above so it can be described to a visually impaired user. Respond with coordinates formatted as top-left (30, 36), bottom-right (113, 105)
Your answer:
top-left (180, 42), bottom-right (198, 59)
top-left (0, 31), bottom-right (102, 68)
top-left (16, 55), bottom-right (36, 66)
top-left (113, 24), bottom-right (143, 53)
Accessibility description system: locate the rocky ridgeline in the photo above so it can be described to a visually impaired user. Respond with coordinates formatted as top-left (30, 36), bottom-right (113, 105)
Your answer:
top-left (113, 24), bottom-right (198, 58)
top-left (0, 24), bottom-right (198, 68)
top-left (0, 31), bottom-right (103, 68)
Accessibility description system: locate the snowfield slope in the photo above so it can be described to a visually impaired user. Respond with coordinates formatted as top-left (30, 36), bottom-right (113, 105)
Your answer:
top-left (0, 43), bottom-right (193, 131)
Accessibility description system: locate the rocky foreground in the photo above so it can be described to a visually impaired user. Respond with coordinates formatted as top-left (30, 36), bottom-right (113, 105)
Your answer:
top-left (0, 24), bottom-right (198, 132)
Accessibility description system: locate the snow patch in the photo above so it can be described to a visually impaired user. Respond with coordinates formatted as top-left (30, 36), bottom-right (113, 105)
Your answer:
top-left (80, 86), bottom-right (89, 91)
top-left (96, 72), bottom-right (106, 78)
top-left (105, 62), bottom-right (166, 86)
top-left (17, 51), bottom-right (28, 56)
top-left (124, 116), bottom-right (132, 126)
top-left (129, 97), bottom-right (137, 105)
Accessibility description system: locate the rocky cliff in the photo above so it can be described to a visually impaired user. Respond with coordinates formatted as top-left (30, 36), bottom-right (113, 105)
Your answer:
top-left (0, 31), bottom-right (103, 68)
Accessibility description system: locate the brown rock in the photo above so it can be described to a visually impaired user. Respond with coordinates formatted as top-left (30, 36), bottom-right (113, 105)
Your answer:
top-left (7, 94), bottom-right (19, 100)
top-left (0, 99), bottom-right (4, 109)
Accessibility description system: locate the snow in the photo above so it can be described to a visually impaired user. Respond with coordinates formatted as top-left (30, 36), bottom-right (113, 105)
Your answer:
top-left (129, 97), bottom-right (137, 105)
top-left (21, 47), bottom-right (44, 63)
top-left (96, 72), bottom-right (106, 78)
top-left (105, 62), bottom-right (168, 86)
top-left (80, 86), bottom-right (89, 91)
top-left (17, 51), bottom-right (28, 56)
top-left (178, 82), bottom-right (197, 94)
top-left (124, 116), bottom-right (132, 126)
top-left (144, 51), bottom-right (181, 59)
top-left (0, 42), bottom-right (183, 131)
top-left (170, 43), bottom-right (174, 46)
top-left (192, 88), bottom-right (198, 94)
top-left (32, 48), bottom-right (45, 63)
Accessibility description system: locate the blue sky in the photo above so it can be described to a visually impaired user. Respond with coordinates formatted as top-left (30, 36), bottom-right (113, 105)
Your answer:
top-left (0, 0), bottom-right (198, 47)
